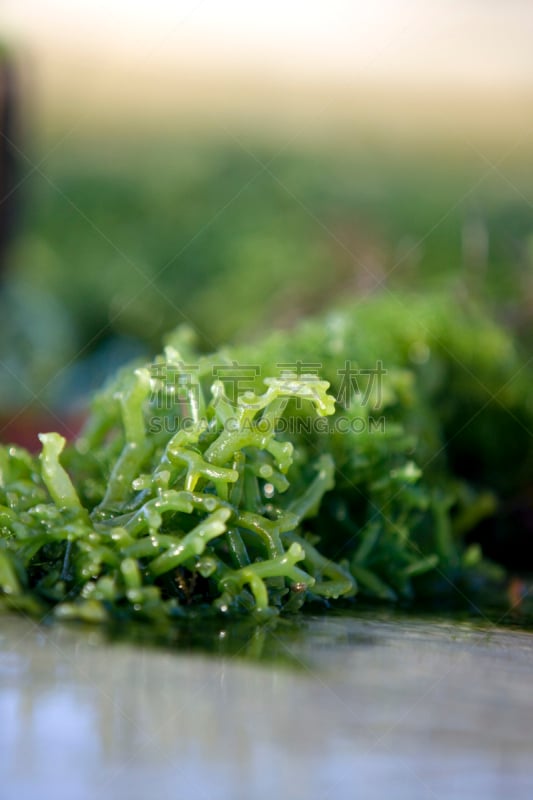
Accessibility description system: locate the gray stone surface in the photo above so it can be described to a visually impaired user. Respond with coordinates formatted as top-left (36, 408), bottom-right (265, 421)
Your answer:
top-left (1, 611), bottom-right (532, 799)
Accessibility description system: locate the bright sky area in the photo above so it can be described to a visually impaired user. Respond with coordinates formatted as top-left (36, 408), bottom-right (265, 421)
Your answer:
top-left (3, 0), bottom-right (533, 89)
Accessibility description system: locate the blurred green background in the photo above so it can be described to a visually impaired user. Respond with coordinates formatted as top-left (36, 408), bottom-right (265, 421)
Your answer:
top-left (0, 1), bottom-right (532, 421)
top-left (2, 134), bottom-right (532, 411)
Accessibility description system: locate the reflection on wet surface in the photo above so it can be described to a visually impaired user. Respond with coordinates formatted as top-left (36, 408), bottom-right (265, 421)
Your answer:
top-left (1, 609), bottom-right (533, 799)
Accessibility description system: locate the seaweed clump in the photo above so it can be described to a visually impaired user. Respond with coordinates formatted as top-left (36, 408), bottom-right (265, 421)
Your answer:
top-left (1, 294), bottom-right (530, 622)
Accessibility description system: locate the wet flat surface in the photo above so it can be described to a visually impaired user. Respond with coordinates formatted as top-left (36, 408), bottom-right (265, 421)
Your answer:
top-left (1, 609), bottom-right (533, 800)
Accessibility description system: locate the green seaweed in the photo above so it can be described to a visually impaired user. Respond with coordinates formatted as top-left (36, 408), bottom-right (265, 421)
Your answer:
top-left (1, 293), bottom-right (530, 623)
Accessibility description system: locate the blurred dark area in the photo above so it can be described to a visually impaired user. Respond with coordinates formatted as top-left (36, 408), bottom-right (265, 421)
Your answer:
top-left (468, 489), bottom-right (533, 574)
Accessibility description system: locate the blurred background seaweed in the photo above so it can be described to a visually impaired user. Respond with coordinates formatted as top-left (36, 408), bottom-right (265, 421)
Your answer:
top-left (1, 2), bottom-right (533, 413)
